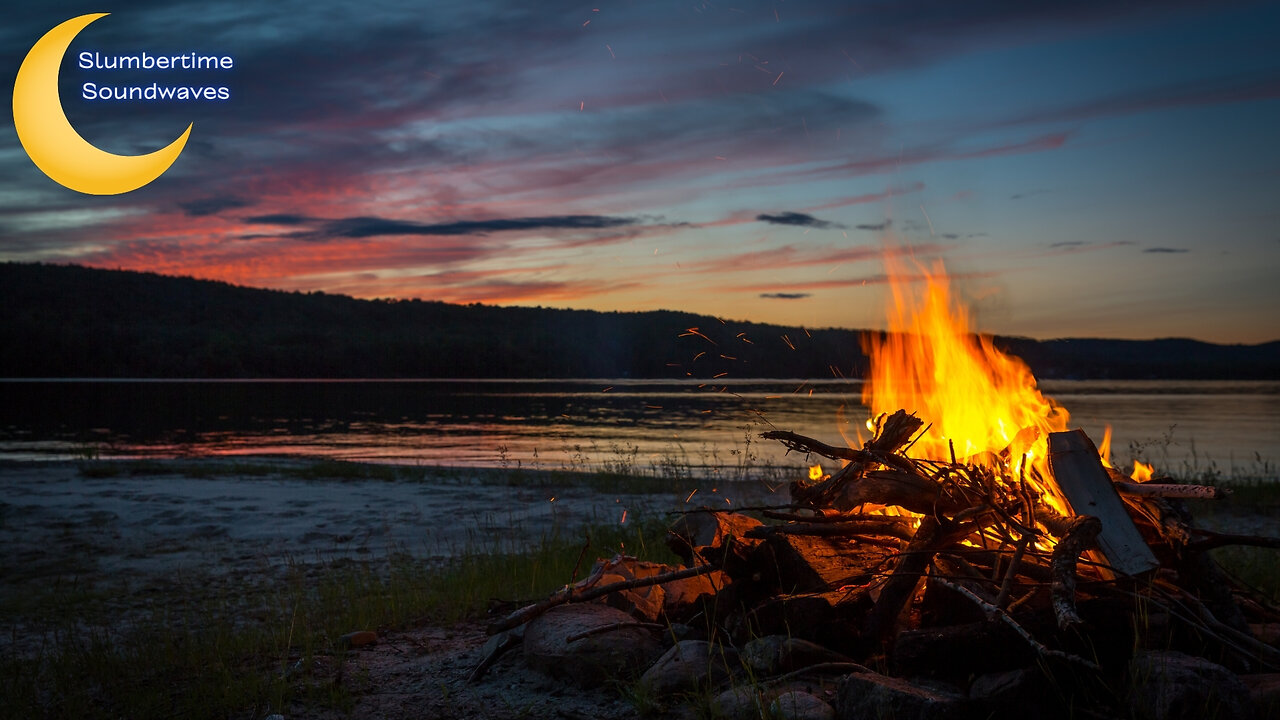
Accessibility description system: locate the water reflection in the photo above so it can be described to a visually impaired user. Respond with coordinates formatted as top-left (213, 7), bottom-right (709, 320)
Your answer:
top-left (0, 379), bottom-right (1275, 478)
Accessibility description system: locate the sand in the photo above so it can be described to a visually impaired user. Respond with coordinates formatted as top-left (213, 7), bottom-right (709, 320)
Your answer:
top-left (0, 460), bottom-right (747, 586)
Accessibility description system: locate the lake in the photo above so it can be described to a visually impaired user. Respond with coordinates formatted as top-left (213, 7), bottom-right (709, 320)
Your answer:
top-left (1, 379), bottom-right (1276, 479)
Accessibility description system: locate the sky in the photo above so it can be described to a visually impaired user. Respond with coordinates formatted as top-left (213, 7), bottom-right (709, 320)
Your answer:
top-left (3, 1), bottom-right (1279, 344)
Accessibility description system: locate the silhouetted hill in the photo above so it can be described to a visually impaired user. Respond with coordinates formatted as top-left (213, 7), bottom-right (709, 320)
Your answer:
top-left (1, 263), bottom-right (1275, 379)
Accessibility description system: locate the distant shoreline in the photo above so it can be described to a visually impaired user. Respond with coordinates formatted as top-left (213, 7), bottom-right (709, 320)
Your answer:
top-left (2, 263), bottom-right (1277, 380)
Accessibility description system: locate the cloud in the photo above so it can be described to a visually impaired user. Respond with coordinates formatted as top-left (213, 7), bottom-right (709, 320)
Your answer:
top-left (245, 214), bottom-right (317, 226)
top-left (323, 214), bottom-right (638, 239)
top-left (760, 292), bottom-right (812, 300)
top-left (1050, 241), bottom-right (1086, 248)
top-left (756, 212), bottom-right (842, 229)
top-left (243, 213), bottom-right (641, 239)
top-left (856, 221), bottom-right (892, 231)
top-left (178, 196), bottom-right (254, 217)
top-left (1144, 247), bottom-right (1189, 253)
top-left (724, 268), bottom-right (1000, 294)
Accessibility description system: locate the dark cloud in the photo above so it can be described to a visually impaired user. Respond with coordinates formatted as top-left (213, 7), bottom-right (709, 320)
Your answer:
top-left (243, 213), bottom-right (641, 239)
top-left (1050, 241), bottom-right (1086, 248)
top-left (1144, 247), bottom-right (1189, 253)
top-left (324, 215), bottom-right (639, 239)
top-left (756, 212), bottom-right (841, 229)
top-left (178, 195), bottom-right (253, 217)
top-left (856, 221), bottom-right (892, 231)
top-left (760, 292), bottom-right (811, 300)
top-left (246, 214), bottom-right (316, 226)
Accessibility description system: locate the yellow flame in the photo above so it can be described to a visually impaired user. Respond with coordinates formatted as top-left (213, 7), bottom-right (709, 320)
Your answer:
top-left (1098, 426), bottom-right (1114, 467)
top-left (1130, 460), bottom-right (1155, 483)
top-left (862, 256), bottom-right (1071, 514)
top-left (809, 464), bottom-right (825, 481)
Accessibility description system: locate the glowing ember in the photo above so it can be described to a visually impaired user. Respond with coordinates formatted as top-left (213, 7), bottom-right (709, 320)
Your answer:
top-left (861, 255), bottom-right (1072, 512)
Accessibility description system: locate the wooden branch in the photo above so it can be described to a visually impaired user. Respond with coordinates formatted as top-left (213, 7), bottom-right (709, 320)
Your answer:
top-left (1187, 529), bottom-right (1280, 552)
top-left (466, 630), bottom-right (522, 684)
top-left (1114, 482), bottom-right (1230, 500)
top-left (745, 518), bottom-right (916, 542)
top-left (487, 563), bottom-right (718, 634)
top-left (777, 410), bottom-right (924, 507)
top-left (832, 469), bottom-right (959, 515)
top-left (1049, 514), bottom-right (1102, 632)
top-left (864, 516), bottom-right (942, 644)
top-left (760, 430), bottom-right (866, 462)
top-left (931, 576), bottom-right (1100, 672)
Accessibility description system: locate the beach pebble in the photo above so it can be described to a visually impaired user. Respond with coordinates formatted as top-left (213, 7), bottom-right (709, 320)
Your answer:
top-left (770, 690), bottom-right (836, 720)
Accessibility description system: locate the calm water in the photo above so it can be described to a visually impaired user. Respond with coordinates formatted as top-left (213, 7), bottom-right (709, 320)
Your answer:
top-left (0, 379), bottom-right (1276, 478)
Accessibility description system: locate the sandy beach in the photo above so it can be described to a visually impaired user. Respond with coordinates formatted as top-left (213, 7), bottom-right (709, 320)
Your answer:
top-left (0, 459), bottom-right (788, 585)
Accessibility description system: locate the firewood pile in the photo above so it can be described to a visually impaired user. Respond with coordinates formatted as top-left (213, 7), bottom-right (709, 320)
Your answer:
top-left (471, 410), bottom-right (1280, 719)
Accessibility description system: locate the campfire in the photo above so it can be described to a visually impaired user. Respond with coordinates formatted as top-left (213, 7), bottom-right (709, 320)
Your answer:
top-left (469, 258), bottom-right (1278, 718)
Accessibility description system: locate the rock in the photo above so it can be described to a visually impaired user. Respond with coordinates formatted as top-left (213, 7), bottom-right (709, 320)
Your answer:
top-left (712, 686), bottom-right (768, 720)
top-left (770, 690), bottom-right (836, 720)
top-left (1239, 673), bottom-right (1280, 718)
top-left (667, 511), bottom-right (762, 566)
top-left (742, 635), bottom-right (853, 675)
top-left (662, 569), bottom-right (725, 620)
top-left (968, 668), bottom-right (1052, 717)
top-left (837, 671), bottom-right (971, 720)
top-left (264, 715), bottom-right (285, 720)
top-left (338, 630), bottom-right (378, 648)
top-left (1126, 650), bottom-right (1254, 720)
top-left (637, 640), bottom-right (738, 696)
top-left (523, 603), bottom-right (663, 688)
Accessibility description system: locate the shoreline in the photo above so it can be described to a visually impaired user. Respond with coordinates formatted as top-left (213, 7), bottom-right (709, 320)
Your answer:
top-left (0, 457), bottom-right (788, 591)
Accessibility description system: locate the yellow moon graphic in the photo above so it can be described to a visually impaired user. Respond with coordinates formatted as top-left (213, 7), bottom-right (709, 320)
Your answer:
top-left (12, 13), bottom-right (192, 195)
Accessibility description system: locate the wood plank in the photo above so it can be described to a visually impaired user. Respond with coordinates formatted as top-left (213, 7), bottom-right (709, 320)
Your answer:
top-left (1047, 429), bottom-right (1159, 577)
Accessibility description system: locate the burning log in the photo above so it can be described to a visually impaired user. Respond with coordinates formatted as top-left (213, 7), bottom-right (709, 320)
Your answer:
top-left (1047, 430), bottom-right (1159, 577)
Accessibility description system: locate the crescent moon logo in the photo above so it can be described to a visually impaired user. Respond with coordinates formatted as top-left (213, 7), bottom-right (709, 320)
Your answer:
top-left (12, 13), bottom-right (192, 195)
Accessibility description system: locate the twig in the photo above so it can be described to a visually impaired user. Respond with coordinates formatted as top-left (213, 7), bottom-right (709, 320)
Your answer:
top-left (488, 563), bottom-right (718, 634)
top-left (995, 531), bottom-right (1031, 609)
top-left (931, 576), bottom-right (1100, 672)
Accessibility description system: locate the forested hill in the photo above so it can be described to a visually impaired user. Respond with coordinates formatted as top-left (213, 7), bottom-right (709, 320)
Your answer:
top-left (1, 263), bottom-right (1276, 380)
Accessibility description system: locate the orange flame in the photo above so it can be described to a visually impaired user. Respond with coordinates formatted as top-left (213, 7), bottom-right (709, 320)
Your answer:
top-left (862, 256), bottom-right (1071, 513)
top-left (1130, 460), bottom-right (1155, 483)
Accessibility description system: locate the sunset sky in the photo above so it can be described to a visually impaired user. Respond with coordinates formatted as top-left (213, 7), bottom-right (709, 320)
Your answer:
top-left (3, 1), bottom-right (1279, 343)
